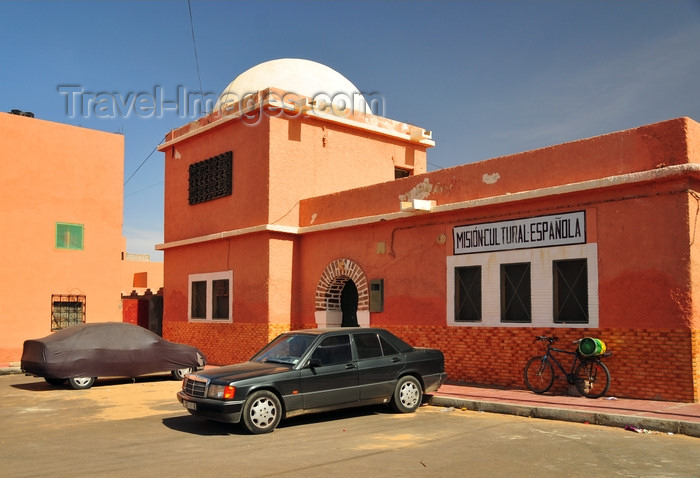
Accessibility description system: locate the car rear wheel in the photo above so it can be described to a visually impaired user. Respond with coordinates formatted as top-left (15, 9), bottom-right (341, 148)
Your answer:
top-left (242, 390), bottom-right (282, 434)
top-left (44, 377), bottom-right (67, 386)
top-left (68, 377), bottom-right (95, 390)
top-left (172, 368), bottom-right (193, 380)
top-left (391, 375), bottom-right (423, 413)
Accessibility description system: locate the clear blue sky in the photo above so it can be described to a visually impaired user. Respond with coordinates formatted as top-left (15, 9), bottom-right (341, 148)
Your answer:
top-left (2, 1), bottom-right (699, 260)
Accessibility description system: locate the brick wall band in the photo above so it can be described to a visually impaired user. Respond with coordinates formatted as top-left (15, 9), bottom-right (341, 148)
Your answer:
top-left (165, 319), bottom-right (699, 403)
top-left (164, 321), bottom-right (272, 366)
top-left (387, 325), bottom-right (699, 403)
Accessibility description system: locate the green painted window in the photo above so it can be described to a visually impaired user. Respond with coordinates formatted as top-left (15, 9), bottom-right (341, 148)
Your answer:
top-left (56, 223), bottom-right (84, 250)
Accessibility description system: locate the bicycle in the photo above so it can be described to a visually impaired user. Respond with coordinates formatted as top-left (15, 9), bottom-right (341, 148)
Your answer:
top-left (523, 336), bottom-right (612, 399)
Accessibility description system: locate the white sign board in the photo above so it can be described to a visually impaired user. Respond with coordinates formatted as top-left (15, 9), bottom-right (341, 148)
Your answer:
top-left (453, 211), bottom-right (586, 255)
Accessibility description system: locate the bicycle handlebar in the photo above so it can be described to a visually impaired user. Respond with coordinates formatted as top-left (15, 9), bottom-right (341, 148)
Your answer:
top-left (533, 336), bottom-right (558, 343)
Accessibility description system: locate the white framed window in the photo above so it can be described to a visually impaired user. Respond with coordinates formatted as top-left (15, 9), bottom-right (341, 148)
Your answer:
top-left (188, 271), bottom-right (233, 322)
top-left (446, 244), bottom-right (598, 328)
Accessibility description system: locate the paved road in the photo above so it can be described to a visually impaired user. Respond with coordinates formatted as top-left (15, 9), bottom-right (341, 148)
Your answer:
top-left (1, 374), bottom-right (698, 477)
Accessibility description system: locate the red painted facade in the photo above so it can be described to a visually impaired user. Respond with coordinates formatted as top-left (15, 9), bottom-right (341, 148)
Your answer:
top-left (157, 63), bottom-right (700, 402)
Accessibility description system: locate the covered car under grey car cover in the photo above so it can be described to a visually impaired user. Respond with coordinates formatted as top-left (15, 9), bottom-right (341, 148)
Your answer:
top-left (21, 322), bottom-right (206, 380)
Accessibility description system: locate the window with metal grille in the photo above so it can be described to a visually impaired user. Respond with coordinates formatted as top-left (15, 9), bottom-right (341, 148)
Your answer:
top-left (501, 262), bottom-right (531, 323)
top-left (55, 223), bottom-right (84, 250)
top-left (51, 294), bottom-right (85, 330)
top-left (188, 151), bottom-right (232, 205)
top-left (553, 259), bottom-right (589, 323)
top-left (212, 279), bottom-right (229, 320)
top-left (455, 266), bottom-right (482, 322)
top-left (190, 281), bottom-right (207, 319)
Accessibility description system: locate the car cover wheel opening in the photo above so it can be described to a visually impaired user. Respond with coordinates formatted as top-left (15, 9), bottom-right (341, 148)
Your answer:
top-left (68, 377), bottom-right (96, 390)
top-left (172, 368), bottom-right (193, 380)
top-left (242, 391), bottom-right (281, 434)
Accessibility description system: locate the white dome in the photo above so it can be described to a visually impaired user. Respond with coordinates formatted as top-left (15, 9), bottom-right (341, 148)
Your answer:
top-left (215, 58), bottom-right (370, 114)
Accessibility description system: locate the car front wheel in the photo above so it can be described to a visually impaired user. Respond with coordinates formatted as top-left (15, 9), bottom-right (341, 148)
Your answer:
top-left (241, 390), bottom-right (282, 434)
top-left (68, 377), bottom-right (95, 390)
top-left (391, 375), bottom-right (423, 413)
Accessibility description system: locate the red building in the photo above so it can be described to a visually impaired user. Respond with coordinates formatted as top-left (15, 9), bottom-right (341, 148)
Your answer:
top-left (158, 59), bottom-right (700, 402)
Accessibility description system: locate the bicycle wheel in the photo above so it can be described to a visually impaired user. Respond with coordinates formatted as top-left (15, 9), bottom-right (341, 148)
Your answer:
top-left (524, 356), bottom-right (554, 393)
top-left (575, 359), bottom-right (611, 398)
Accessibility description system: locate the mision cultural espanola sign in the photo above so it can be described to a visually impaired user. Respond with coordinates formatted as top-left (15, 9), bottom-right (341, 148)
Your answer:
top-left (453, 211), bottom-right (586, 255)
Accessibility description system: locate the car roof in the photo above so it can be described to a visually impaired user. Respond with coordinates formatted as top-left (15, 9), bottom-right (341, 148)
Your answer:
top-left (285, 327), bottom-right (386, 336)
top-left (30, 322), bottom-right (160, 345)
top-left (284, 327), bottom-right (413, 350)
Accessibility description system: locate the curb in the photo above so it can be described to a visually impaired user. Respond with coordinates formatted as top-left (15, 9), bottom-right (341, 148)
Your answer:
top-left (0, 365), bottom-right (21, 375)
top-left (427, 395), bottom-right (700, 439)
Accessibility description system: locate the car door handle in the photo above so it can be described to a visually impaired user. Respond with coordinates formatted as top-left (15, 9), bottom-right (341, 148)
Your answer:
top-left (391, 357), bottom-right (400, 363)
top-left (345, 363), bottom-right (356, 369)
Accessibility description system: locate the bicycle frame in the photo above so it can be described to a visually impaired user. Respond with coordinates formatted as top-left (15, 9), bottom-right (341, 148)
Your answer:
top-left (543, 346), bottom-right (583, 383)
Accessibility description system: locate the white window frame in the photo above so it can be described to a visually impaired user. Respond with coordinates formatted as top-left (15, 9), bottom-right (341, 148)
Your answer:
top-left (188, 270), bottom-right (233, 322)
top-left (446, 244), bottom-right (598, 328)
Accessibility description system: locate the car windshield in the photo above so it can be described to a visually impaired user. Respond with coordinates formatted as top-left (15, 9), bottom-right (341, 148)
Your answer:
top-left (252, 334), bottom-right (315, 366)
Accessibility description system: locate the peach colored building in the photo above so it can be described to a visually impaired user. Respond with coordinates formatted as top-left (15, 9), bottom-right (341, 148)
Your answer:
top-left (157, 59), bottom-right (700, 402)
top-left (0, 111), bottom-right (162, 363)
top-left (120, 253), bottom-right (164, 297)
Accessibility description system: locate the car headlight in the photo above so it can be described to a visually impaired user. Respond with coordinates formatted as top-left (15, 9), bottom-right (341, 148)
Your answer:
top-left (207, 384), bottom-right (236, 400)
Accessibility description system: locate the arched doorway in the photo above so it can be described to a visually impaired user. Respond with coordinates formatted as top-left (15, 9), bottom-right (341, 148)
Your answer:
top-left (314, 259), bottom-right (369, 328)
top-left (340, 279), bottom-right (359, 327)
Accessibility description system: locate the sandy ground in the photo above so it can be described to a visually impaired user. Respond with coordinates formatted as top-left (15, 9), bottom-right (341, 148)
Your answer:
top-left (5, 374), bottom-right (185, 425)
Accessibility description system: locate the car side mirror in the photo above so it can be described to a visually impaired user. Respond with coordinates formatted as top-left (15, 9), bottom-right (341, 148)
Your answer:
top-left (306, 358), bottom-right (322, 368)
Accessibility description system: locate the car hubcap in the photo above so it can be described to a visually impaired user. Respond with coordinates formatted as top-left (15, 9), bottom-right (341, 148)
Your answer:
top-left (250, 397), bottom-right (277, 429)
top-left (400, 382), bottom-right (419, 407)
top-left (74, 378), bottom-right (92, 387)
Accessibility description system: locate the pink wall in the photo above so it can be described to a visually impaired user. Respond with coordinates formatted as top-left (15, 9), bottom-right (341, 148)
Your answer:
top-left (159, 100), bottom-right (431, 334)
top-left (158, 103), bottom-right (700, 400)
top-left (297, 118), bottom-right (700, 332)
top-left (163, 117), bottom-right (270, 242)
top-left (268, 114), bottom-right (427, 227)
top-left (0, 113), bottom-right (124, 361)
top-left (300, 117), bottom-right (697, 226)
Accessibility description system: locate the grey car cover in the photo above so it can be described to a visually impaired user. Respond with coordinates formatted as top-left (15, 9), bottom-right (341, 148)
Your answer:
top-left (21, 322), bottom-right (205, 379)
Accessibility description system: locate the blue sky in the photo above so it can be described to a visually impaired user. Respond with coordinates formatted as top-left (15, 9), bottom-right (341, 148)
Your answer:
top-left (2, 1), bottom-right (699, 260)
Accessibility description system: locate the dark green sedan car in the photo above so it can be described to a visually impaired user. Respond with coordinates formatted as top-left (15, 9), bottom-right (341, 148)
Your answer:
top-left (177, 327), bottom-right (446, 434)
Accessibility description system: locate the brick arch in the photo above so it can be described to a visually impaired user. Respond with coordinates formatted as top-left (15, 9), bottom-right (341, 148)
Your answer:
top-left (315, 258), bottom-right (369, 311)
top-left (314, 259), bottom-right (370, 328)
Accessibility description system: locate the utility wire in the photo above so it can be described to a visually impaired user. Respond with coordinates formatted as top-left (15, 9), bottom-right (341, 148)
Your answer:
top-left (124, 140), bottom-right (162, 186)
top-left (124, 180), bottom-right (164, 198)
top-left (124, 2), bottom-right (203, 189)
top-left (187, 0), bottom-right (204, 101)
